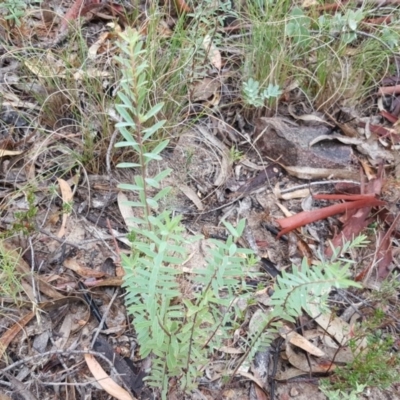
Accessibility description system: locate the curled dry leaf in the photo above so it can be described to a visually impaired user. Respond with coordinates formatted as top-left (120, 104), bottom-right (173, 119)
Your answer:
top-left (0, 149), bottom-right (23, 157)
top-left (282, 165), bottom-right (359, 180)
top-left (88, 31), bottom-right (111, 59)
top-left (203, 35), bottom-right (222, 70)
top-left (279, 324), bottom-right (325, 357)
top-left (57, 178), bottom-right (73, 238)
top-left (310, 134), bottom-right (394, 164)
top-left (84, 352), bottom-right (137, 400)
top-left (216, 346), bottom-right (244, 354)
top-left (63, 258), bottom-right (107, 278)
top-left (275, 366), bottom-right (309, 381)
top-left (191, 77), bottom-right (221, 102)
top-left (117, 191), bottom-right (137, 231)
top-left (306, 303), bottom-right (367, 353)
top-left (285, 342), bottom-right (336, 373)
top-left (196, 126), bottom-right (231, 186)
top-left (0, 311), bottom-right (35, 360)
top-left (25, 51), bottom-right (66, 78)
top-left (3, 373), bottom-right (38, 400)
top-left (177, 183), bottom-right (204, 210)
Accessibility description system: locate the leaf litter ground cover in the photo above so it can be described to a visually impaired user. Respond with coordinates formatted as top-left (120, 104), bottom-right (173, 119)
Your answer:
top-left (0, 0), bottom-right (400, 399)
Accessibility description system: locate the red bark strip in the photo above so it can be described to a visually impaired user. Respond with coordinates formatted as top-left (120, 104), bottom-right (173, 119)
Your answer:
top-left (378, 84), bottom-right (400, 96)
top-left (313, 194), bottom-right (378, 201)
top-left (276, 198), bottom-right (386, 238)
top-left (60, 0), bottom-right (86, 32)
top-left (380, 110), bottom-right (399, 124)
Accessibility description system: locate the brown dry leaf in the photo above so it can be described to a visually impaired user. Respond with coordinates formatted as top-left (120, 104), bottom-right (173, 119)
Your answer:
top-left (0, 311), bottom-right (35, 359)
top-left (191, 78), bottom-right (221, 102)
top-left (0, 149), bottom-right (23, 157)
top-left (285, 342), bottom-right (336, 373)
top-left (117, 191), bottom-right (137, 231)
top-left (2, 240), bottom-right (64, 300)
top-left (196, 126), bottom-right (231, 186)
top-left (288, 105), bottom-right (333, 126)
top-left (3, 373), bottom-right (38, 400)
top-left (279, 325), bottom-right (325, 357)
top-left (59, 0), bottom-right (85, 32)
top-left (303, 329), bottom-right (355, 363)
top-left (216, 346), bottom-right (244, 354)
top-left (283, 165), bottom-right (359, 180)
top-left (36, 279), bottom-right (65, 300)
top-left (2, 91), bottom-right (41, 110)
top-left (236, 371), bottom-right (266, 392)
top-left (306, 303), bottom-right (367, 352)
top-left (52, 314), bottom-right (72, 350)
top-left (177, 183), bottom-right (204, 210)
top-left (86, 277), bottom-right (123, 287)
top-left (63, 258), bottom-right (107, 278)
top-left (157, 19), bottom-right (173, 38)
top-left (203, 35), bottom-right (222, 70)
top-left (24, 51), bottom-right (66, 78)
top-left (302, 0), bottom-right (319, 6)
top-left (57, 178), bottom-right (73, 238)
top-left (309, 134), bottom-right (394, 164)
top-left (73, 68), bottom-right (112, 80)
top-left (88, 31), bottom-right (110, 59)
top-left (84, 352), bottom-right (137, 400)
top-left (275, 366), bottom-right (308, 381)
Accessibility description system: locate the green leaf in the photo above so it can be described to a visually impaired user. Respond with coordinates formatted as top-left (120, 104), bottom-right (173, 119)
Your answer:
top-left (152, 139), bottom-right (170, 155)
top-left (118, 183), bottom-right (144, 191)
top-left (153, 187), bottom-right (172, 201)
top-left (223, 220), bottom-right (239, 237)
top-left (142, 120), bottom-right (167, 140)
top-left (145, 178), bottom-right (160, 188)
top-left (143, 153), bottom-right (163, 161)
top-left (142, 103), bottom-right (165, 122)
top-left (146, 198), bottom-right (159, 209)
top-left (116, 162), bottom-right (141, 168)
top-left (117, 92), bottom-right (134, 109)
top-left (115, 126), bottom-right (135, 143)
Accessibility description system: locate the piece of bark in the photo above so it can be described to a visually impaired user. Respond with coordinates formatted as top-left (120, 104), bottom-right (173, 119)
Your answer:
top-left (255, 117), bottom-right (354, 169)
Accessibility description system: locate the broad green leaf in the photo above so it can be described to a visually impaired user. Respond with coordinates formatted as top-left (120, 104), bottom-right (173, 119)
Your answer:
top-left (116, 162), bottom-right (141, 168)
top-left (142, 120), bottom-right (167, 140)
top-left (142, 102), bottom-right (165, 122)
top-left (152, 139), bottom-right (169, 155)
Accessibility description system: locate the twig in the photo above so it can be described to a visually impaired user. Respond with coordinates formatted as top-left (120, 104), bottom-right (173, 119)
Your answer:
top-left (37, 228), bottom-right (128, 248)
top-left (37, 228), bottom-right (82, 249)
top-left (106, 218), bottom-right (122, 266)
top-left (28, 237), bottom-right (39, 305)
top-left (106, 129), bottom-right (120, 176)
top-left (0, 350), bottom-right (118, 376)
top-left (90, 289), bottom-right (119, 349)
top-left (279, 180), bottom-right (360, 195)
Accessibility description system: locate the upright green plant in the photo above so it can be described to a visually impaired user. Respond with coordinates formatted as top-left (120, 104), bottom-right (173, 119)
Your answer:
top-left (114, 29), bottom-right (255, 397)
top-left (114, 28), bottom-right (371, 399)
top-left (1, 0), bottom-right (27, 27)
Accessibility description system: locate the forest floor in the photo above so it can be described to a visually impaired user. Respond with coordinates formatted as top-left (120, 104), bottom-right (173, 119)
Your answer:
top-left (1, 0), bottom-right (400, 399)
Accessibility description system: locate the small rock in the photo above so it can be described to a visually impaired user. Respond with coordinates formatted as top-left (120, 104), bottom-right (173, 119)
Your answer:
top-left (290, 387), bottom-right (299, 397)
